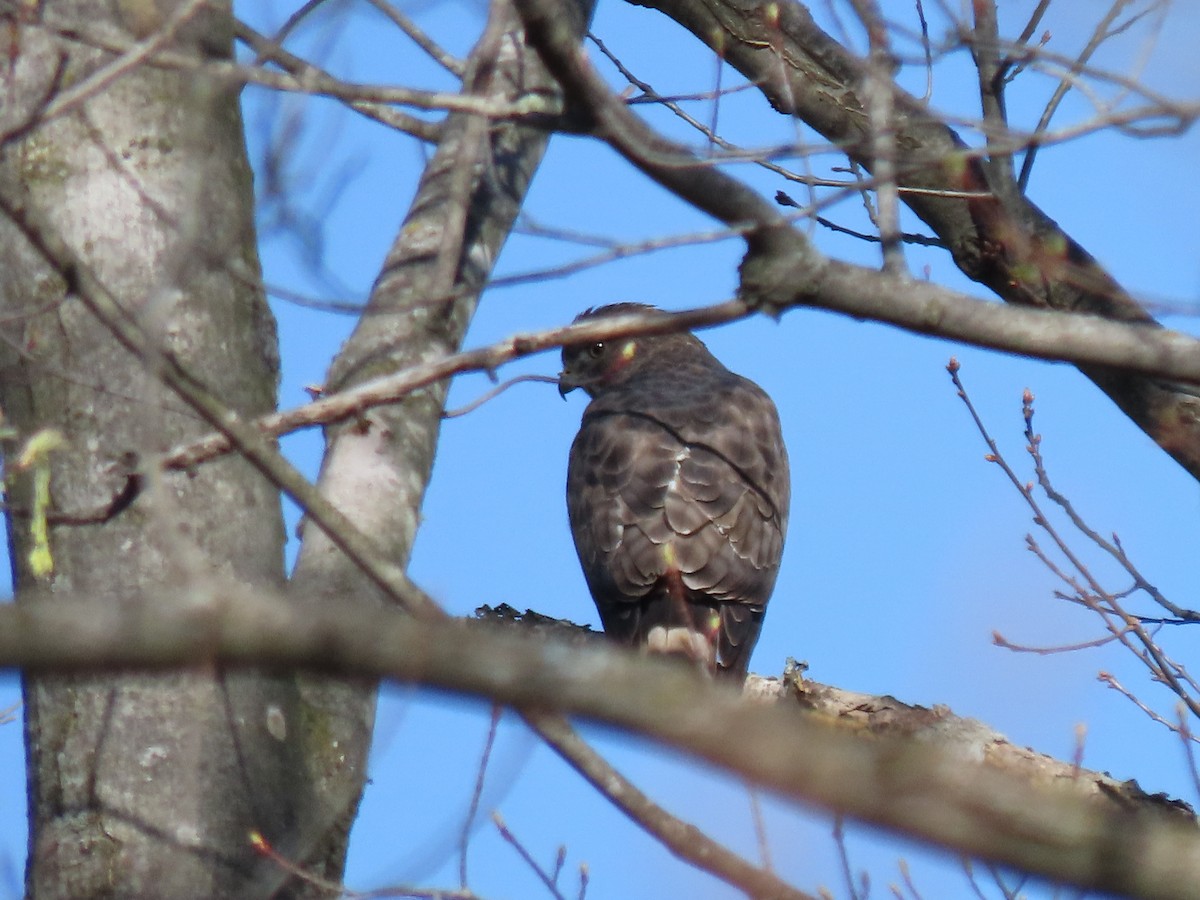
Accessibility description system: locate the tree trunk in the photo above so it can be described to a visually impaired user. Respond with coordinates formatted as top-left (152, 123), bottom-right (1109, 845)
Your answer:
top-left (1, 0), bottom-right (593, 895)
top-left (286, 0), bottom-right (593, 884)
top-left (0, 2), bottom-right (300, 896)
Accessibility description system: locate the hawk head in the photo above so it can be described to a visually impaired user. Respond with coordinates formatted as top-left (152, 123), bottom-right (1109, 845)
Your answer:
top-left (558, 302), bottom-right (705, 398)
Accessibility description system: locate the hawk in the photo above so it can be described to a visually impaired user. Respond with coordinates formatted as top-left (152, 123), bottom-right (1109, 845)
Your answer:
top-left (559, 303), bottom-right (790, 678)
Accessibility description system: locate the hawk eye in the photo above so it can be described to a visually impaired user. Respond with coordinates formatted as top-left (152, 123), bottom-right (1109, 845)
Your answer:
top-left (587, 342), bottom-right (605, 358)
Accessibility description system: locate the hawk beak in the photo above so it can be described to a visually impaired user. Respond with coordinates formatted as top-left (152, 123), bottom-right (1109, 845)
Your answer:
top-left (557, 370), bottom-right (580, 399)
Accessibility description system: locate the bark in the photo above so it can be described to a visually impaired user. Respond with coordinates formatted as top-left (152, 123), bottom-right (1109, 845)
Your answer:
top-left (283, 0), bottom-right (593, 888)
top-left (1, 593), bottom-right (1197, 900)
top-left (627, 0), bottom-right (1200, 481)
top-left (0, 1), bottom-right (297, 897)
top-left (0, 0), bottom-right (593, 892)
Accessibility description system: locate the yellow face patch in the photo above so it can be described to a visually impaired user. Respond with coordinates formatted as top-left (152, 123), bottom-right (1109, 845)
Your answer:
top-left (621, 340), bottom-right (638, 361)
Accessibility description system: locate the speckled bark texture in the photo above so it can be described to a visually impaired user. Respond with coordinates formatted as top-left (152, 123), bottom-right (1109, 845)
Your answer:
top-left (0, 2), bottom-right (300, 896)
top-left (285, 0), bottom-right (593, 891)
top-left (0, 0), bottom-right (589, 894)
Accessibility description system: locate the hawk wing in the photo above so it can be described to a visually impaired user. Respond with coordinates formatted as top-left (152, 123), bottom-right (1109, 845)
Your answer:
top-left (566, 372), bottom-right (789, 673)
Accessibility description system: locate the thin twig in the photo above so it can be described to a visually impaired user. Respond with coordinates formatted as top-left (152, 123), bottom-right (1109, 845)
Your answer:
top-left (1018, 0), bottom-right (1136, 190)
top-left (492, 813), bottom-right (568, 900)
top-left (235, 20), bottom-right (442, 140)
top-left (833, 815), bottom-right (863, 900)
top-left (897, 857), bottom-right (924, 900)
top-left (849, 0), bottom-right (905, 273)
top-left (363, 0), bottom-right (464, 76)
top-left (992, 628), bottom-right (1121, 655)
top-left (587, 33), bottom-right (846, 192)
top-left (443, 375), bottom-right (559, 419)
top-left (1177, 705), bottom-right (1200, 803)
top-left (748, 785), bottom-right (774, 872)
top-left (34, 0), bottom-right (210, 126)
top-left (1100, 672), bottom-right (1199, 742)
top-left (460, 705), bottom-right (503, 888)
top-left (947, 359), bottom-right (1200, 725)
top-left (250, 831), bottom-right (482, 899)
top-left (960, 858), bottom-right (990, 900)
top-left (913, 0), bottom-right (933, 102)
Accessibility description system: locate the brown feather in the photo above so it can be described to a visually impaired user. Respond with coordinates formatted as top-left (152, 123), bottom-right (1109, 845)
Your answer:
top-left (561, 303), bottom-right (790, 677)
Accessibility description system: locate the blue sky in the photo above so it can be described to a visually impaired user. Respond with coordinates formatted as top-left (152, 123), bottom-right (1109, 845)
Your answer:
top-left (3, 1), bottom-right (1199, 897)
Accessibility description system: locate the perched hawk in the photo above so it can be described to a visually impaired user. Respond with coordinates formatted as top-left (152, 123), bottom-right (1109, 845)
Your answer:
top-left (559, 303), bottom-right (790, 678)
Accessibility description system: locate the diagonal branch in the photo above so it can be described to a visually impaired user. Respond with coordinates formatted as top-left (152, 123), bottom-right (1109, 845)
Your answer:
top-left (37, 298), bottom-right (1196, 488)
top-left (617, 0), bottom-right (1200, 483)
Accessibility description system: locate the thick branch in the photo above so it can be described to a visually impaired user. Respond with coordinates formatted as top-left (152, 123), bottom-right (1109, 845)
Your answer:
top-left (0, 593), bottom-right (1196, 900)
top-left (619, 0), bottom-right (1200, 481)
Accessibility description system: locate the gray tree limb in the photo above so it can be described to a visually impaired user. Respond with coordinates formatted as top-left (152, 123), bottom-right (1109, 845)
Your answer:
top-left (0, 1), bottom-right (297, 896)
top-left (0, 592), bottom-right (1195, 900)
top-left (584, 0), bottom-right (1200, 481)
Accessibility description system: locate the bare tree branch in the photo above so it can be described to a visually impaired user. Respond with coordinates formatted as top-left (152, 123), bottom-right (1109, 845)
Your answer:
top-left (234, 19), bottom-right (444, 141)
top-left (79, 299), bottom-right (1200, 483)
top-left (0, 591), bottom-right (1196, 900)
top-left (614, 0), bottom-right (1200, 483)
